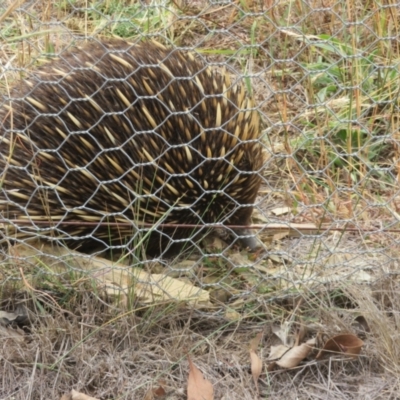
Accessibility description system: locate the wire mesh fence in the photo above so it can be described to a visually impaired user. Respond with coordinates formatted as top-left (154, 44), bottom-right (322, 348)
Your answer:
top-left (4, 1), bottom-right (400, 399)
top-left (0, 0), bottom-right (399, 303)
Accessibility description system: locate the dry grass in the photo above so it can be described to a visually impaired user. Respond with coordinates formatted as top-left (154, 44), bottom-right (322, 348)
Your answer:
top-left (2, 0), bottom-right (400, 398)
top-left (3, 271), bottom-right (400, 399)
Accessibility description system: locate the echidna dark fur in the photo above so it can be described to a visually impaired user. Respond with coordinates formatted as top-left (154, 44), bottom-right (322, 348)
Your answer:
top-left (0, 39), bottom-right (262, 257)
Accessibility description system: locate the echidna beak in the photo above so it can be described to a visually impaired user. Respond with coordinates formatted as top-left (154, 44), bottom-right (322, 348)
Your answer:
top-left (237, 231), bottom-right (261, 252)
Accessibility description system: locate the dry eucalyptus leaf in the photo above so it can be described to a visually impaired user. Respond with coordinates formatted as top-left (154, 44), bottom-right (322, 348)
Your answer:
top-left (249, 332), bottom-right (263, 351)
top-left (153, 384), bottom-right (167, 398)
top-left (271, 207), bottom-right (291, 216)
top-left (250, 349), bottom-right (262, 392)
top-left (249, 332), bottom-right (263, 393)
top-left (11, 242), bottom-right (211, 308)
top-left (71, 390), bottom-right (99, 400)
top-left (267, 344), bottom-right (290, 361)
top-left (268, 254), bottom-right (285, 264)
top-left (276, 338), bottom-right (316, 369)
top-left (187, 357), bottom-right (214, 400)
top-left (143, 385), bottom-right (166, 400)
top-left (136, 273), bottom-right (211, 306)
top-left (316, 334), bottom-right (363, 359)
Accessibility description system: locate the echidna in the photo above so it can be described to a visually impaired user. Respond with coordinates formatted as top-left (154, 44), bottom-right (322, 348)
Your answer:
top-left (0, 39), bottom-right (262, 257)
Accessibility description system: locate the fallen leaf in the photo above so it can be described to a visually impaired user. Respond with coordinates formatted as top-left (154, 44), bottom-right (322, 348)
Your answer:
top-left (249, 332), bottom-right (263, 351)
top-left (267, 344), bottom-right (290, 361)
top-left (268, 254), bottom-right (285, 264)
top-left (271, 206), bottom-right (291, 216)
top-left (142, 382), bottom-right (167, 400)
top-left (153, 382), bottom-right (167, 397)
top-left (187, 356), bottom-right (214, 400)
top-left (136, 273), bottom-right (211, 306)
top-left (11, 242), bottom-right (212, 308)
top-left (276, 338), bottom-right (316, 369)
top-left (249, 332), bottom-right (263, 393)
top-left (316, 334), bottom-right (363, 359)
top-left (250, 349), bottom-right (262, 392)
top-left (71, 390), bottom-right (99, 400)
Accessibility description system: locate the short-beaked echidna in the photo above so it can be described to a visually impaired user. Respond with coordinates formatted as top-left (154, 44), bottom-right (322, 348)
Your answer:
top-left (0, 39), bottom-right (262, 256)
